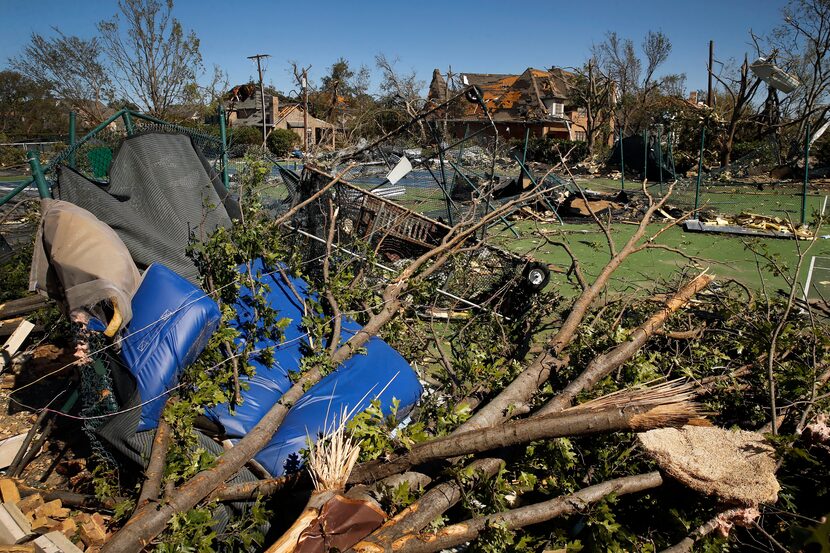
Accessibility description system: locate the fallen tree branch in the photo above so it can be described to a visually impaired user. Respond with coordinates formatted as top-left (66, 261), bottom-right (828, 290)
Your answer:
top-left (351, 472), bottom-right (664, 553)
top-left (17, 483), bottom-right (127, 511)
top-left (211, 473), bottom-right (303, 502)
top-left (135, 405), bottom-right (173, 509)
top-left (659, 508), bottom-right (753, 553)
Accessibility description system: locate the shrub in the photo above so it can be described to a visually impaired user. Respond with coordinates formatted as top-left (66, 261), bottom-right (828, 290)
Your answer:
top-left (0, 145), bottom-right (26, 168)
top-left (267, 128), bottom-right (299, 157)
top-left (228, 125), bottom-right (263, 147)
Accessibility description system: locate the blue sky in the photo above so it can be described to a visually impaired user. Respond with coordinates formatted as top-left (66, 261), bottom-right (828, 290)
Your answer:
top-left (0, 0), bottom-right (788, 96)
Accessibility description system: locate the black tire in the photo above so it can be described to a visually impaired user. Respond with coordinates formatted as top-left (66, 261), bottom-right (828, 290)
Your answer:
top-left (522, 262), bottom-right (550, 292)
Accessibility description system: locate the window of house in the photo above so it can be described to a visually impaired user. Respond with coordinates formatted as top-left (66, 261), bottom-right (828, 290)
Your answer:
top-left (550, 102), bottom-right (564, 117)
top-left (574, 131), bottom-right (586, 141)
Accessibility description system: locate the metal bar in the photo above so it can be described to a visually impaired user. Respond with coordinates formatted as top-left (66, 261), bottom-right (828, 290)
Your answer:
top-left (218, 105), bottom-right (230, 190)
top-left (0, 178), bottom-right (35, 207)
top-left (803, 121), bottom-right (810, 226)
top-left (668, 128), bottom-right (677, 178)
top-left (27, 152), bottom-right (51, 199)
top-left (68, 111), bottom-right (77, 170)
top-left (695, 127), bottom-right (706, 212)
top-left (511, 155), bottom-right (563, 225)
top-left (122, 111), bottom-right (134, 135)
top-left (421, 160), bottom-right (458, 222)
top-left (427, 121), bottom-right (453, 225)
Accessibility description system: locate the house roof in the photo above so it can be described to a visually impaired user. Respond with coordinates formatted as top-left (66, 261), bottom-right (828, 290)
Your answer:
top-left (275, 104), bottom-right (335, 129)
top-left (451, 67), bottom-right (575, 123)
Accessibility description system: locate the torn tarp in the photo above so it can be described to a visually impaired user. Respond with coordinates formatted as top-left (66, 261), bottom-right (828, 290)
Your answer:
top-left (30, 199), bottom-right (141, 332)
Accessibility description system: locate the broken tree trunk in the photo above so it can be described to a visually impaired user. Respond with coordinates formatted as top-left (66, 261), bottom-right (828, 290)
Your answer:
top-left (453, 191), bottom-right (672, 433)
top-left (537, 273), bottom-right (713, 415)
top-left (350, 472), bottom-right (664, 553)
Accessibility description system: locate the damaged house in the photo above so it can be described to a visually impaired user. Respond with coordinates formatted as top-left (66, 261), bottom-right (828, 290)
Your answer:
top-left (428, 67), bottom-right (603, 142)
top-left (223, 84), bottom-right (336, 148)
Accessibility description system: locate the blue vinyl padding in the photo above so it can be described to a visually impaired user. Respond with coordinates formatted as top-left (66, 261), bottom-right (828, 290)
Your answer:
top-left (205, 259), bottom-right (422, 476)
top-left (120, 263), bottom-right (222, 432)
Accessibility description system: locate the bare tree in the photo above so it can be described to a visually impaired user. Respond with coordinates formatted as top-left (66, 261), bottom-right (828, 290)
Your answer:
top-left (593, 30), bottom-right (678, 135)
top-left (569, 59), bottom-right (615, 154)
top-left (97, 0), bottom-right (203, 117)
top-left (711, 55), bottom-right (763, 166)
top-left (375, 53), bottom-right (427, 141)
top-left (11, 29), bottom-right (113, 122)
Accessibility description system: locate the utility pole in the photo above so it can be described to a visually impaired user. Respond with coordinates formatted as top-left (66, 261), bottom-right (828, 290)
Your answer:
top-left (247, 53), bottom-right (271, 147)
top-left (302, 68), bottom-right (309, 151)
top-left (707, 40), bottom-right (714, 108)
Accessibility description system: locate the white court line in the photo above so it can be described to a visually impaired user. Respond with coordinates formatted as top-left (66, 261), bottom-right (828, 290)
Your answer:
top-left (804, 255), bottom-right (818, 302)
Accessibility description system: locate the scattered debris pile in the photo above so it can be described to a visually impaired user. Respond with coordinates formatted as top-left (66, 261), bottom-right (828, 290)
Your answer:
top-left (0, 478), bottom-right (109, 552)
top-left (683, 212), bottom-right (815, 239)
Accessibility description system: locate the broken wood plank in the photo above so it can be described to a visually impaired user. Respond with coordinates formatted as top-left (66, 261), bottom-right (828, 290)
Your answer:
top-left (0, 544), bottom-right (35, 552)
top-left (0, 297), bottom-right (48, 320)
top-left (33, 531), bottom-right (83, 553)
top-left (32, 502), bottom-right (67, 522)
top-left (0, 320), bottom-right (43, 340)
top-left (16, 495), bottom-right (43, 517)
top-left (0, 504), bottom-right (34, 545)
top-left (75, 514), bottom-right (105, 548)
top-left (0, 320), bottom-right (34, 372)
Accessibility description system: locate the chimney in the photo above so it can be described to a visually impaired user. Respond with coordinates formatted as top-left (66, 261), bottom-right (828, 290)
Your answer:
top-left (689, 91), bottom-right (698, 104)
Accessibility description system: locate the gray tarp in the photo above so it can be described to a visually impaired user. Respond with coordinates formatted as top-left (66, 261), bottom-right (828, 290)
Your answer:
top-left (54, 132), bottom-right (237, 283)
top-left (30, 198), bottom-right (141, 331)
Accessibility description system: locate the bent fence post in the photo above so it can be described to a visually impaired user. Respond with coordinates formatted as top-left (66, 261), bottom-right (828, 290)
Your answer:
top-left (123, 111), bottom-right (135, 136)
top-left (27, 151), bottom-right (50, 199)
